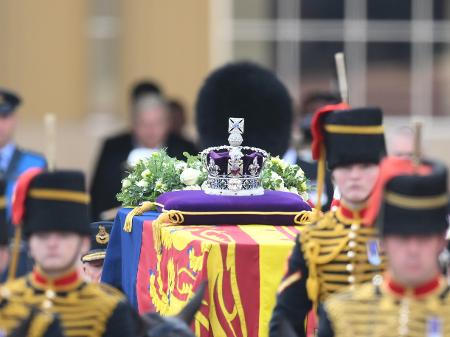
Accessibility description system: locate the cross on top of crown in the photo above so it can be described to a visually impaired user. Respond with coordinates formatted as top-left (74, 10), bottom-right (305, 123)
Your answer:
top-left (228, 118), bottom-right (244, 135)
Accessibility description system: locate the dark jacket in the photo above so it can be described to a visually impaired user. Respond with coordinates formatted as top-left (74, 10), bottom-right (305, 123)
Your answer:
top-left (90, 132), bottom-right (197, 220)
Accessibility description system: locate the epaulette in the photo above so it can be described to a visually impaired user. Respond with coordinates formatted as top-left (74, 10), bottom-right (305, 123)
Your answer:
top-left (96, 282), bottom-right (126, 299)
top-left (3, 277), bottom-right (27, 296)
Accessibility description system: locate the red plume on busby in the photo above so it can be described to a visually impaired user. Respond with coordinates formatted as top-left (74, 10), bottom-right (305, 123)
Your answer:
top-left (310, 102), bottom-right (350, 212)
top-left (311, 103), bottom-right (350, 160)
top-left (12, 168), bottom-right (44, 226)
top-left (363, 157), bottom-right (431, 226)
top-left (363, 156), bottom-right (448, 236)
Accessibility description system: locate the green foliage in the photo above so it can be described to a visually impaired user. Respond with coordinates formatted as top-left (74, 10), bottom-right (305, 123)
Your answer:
top-left (117, 150), bottom-right (310, 206)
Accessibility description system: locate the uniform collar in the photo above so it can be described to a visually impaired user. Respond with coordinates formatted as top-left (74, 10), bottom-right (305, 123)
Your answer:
top-left (30, 266), bottom-right (84, 292)
top-left (335, 200), bottom-right (368, 224)
top-left (384, 273), bottom-right (444, 298)
top-left (0, 142), bottom-right (15, 170)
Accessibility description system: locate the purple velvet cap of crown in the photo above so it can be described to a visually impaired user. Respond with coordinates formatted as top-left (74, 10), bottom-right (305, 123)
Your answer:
top-left (208, 149), bottom-right (265, 176)
top-left (156, 190), bottom-right (311, 225)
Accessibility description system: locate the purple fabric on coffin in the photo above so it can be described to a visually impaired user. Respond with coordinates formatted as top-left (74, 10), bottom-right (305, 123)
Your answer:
top-left (155, 190), bottom-right (311, 225)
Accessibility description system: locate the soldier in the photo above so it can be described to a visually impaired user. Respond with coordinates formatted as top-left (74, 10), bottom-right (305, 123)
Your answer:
top-left (270, 104), bottom-right (387, 337)
top-left (81, 222), bottom-right (112, 283)
top-left (319, 156), bottom-right (450, 337)
top-left (2, 168), bottom-right (139, 337)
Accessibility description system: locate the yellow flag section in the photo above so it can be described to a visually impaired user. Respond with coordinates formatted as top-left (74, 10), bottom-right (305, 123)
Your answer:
top-left (238, 225), bottom-right (303, 337)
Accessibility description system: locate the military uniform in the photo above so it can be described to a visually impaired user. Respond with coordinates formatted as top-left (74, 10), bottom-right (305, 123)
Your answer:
top-left (0, 286), bottom-right (64, 337)
top-left (0, 89), bottom-right (47, 281)
top-left (319, 275), bottom-right (450, 337)
top-left (270, 105), bottom-right (387, 337)
top-left (3, 269), bottom-right (135, 337)
top-left (3, 169), bottom-right (139, 337)
top-left (319, 157), bottom-right (450, 337)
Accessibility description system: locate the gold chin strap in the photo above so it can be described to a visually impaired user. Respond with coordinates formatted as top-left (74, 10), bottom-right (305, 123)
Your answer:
top-left (7, 227), bottom-right (22, 281)
top-left (314, 144), bottom-right (326, 218)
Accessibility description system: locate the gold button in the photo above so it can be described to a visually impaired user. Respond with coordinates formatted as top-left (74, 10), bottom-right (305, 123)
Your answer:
top-left (346, 264), bottom-right (354, 272)
top-left (348, 276), bottom-right (355, 283)
top-left (42, 300), bottom-right (53, 309)
top-left (0, 287), bottom-right (11, 299)
top-left (348, 232), bottom-right (356, 239)
top-left (347, 251), bottom-right (355, 258)
top-left (45, 290), bottom-right (56, 299)
top-left (348, 241), bottom-right (356, 248)
top-left (351, 224), bottom-right (360, 231)
top-left (372, 275), bottom-right (383, 286)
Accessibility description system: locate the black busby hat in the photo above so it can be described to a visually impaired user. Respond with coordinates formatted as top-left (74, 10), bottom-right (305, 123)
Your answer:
top-left (81, 221), bottom-right (112, 263)
top-left (0, 89), bottom-right (21, 116)
top-left (312, 106), bottom-right (386, 170)
top-left (0, 179), bottom-right (7, 246)
top-left (310, 104), bottom-right (386, 212)
top-left (12, 169), bottom-right (90, 237)
top-left (364, 157), bottom-right (449, 236)
top-left (195, 61), bottom-right (293, 156)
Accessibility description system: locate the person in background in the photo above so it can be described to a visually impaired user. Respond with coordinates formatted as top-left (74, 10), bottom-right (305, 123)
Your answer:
top-left (196, 61), bottom-right (293, 157)
top-left (284, 92), bottom-right (340, 210)
top-left (0, 179), bottom-right (8, 274)
top-left (90, 81), bottom-right (197, 221)
top-left (81, 221), bottom-right (112, 283)
top-left (387, 125), bottom-right (415, 158)
top-left (319, 157), bottom-right (450, 337)
top-left (168, 99), bottom-right (188, 137)
top-left (0, 89), bottom-right (47, 281)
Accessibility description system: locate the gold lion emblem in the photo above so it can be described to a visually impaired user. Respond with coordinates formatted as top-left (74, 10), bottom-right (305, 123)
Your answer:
top-left (95, 225), bottom-right (110, 244)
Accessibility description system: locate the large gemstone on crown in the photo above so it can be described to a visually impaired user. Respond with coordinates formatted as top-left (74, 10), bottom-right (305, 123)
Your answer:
top-left (207, 149), bottom-right (265, 177)
top-left (202, 147), bottom-right (267, 196)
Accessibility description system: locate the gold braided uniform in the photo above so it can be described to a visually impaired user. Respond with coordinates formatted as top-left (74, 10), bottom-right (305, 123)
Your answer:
top-left (0, 287), bottom-right (63, 337)
top-left (3, 268), bottom-right (137, 337)
top-left (321, 275), bottom-right (450, 337)
top-left (270, 204), bottom-right (385, 337)
top-left (301, 206), bottom-right (385, 302)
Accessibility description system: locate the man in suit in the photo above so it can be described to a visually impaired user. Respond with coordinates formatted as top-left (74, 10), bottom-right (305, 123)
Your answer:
top-left (90, 81), bottom-right (197, 220)
top-left (0, 88), bottom-right (47, 280)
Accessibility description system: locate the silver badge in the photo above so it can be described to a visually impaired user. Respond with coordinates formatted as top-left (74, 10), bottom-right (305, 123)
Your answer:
top-left (427, 316), bottom-right (442, 337)
top-left (367, 239), bottom-right (381, 266)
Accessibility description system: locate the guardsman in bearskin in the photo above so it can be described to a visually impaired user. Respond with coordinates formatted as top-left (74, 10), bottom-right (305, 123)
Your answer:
top-left (1, 168), bottom-right (139, 337)
top-left (318, 156), bottom-right (450, 337)
top-left (81, 222), bottom-right (112, 283)
top-left (270, 104), bottom-right (387, 337)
